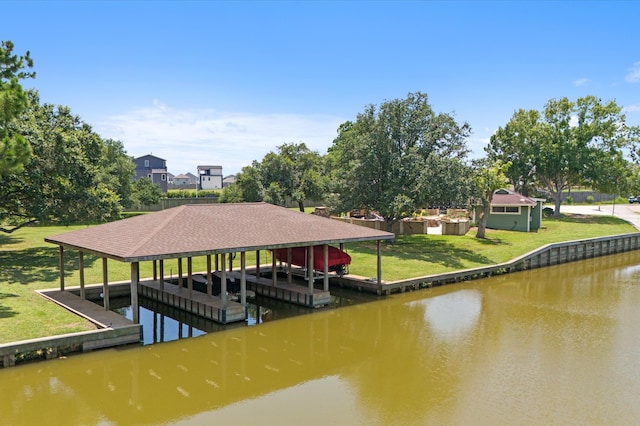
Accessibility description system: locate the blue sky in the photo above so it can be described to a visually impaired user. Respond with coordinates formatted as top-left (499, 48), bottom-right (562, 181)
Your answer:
top-left (4, 1), bottom-right (640, 175)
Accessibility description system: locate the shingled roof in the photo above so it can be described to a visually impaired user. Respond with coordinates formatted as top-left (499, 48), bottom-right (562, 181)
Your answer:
top-left (491, 189), bottom-right (537, 206)
top-left (45, 203), bottom-right (395, 262)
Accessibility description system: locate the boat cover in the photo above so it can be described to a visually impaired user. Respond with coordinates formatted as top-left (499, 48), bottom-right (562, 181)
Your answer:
top-left (272, 245), bottom-right (351, 272)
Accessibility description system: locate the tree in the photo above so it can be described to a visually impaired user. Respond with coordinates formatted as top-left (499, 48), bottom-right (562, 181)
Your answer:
top-left (131, 177), bottom-right (163, 207)
top-left (258, 142), bottom-right (325, 212)
top-left (486, 109), bottom-right (540, 196)
top-left (218, 183), bottom-right (244, 203)
top-left (0, 40), bottom-right (35, 176)
top-left (327, 92), bottom-right (471, 231)
top-left (236, 164), bottom-right (263, 202)
top-left (96, 139), bottom-right (136, 208)
top-left (488, 96), bottom-right (638, 217)
top-left (472, 159), bottom-right (510, 239)
top-left (0, 91), bottom-right (134, 228)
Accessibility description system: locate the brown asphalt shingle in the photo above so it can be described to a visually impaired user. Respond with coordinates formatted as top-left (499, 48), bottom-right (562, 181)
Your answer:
top-left (45, 203), bottom-right (395, 262)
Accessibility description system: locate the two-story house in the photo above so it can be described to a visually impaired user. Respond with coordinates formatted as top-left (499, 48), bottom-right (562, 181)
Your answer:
top-left (197, 165), bottom-right (223, 190)
top-left (134, 154), bottom-right (168, 192)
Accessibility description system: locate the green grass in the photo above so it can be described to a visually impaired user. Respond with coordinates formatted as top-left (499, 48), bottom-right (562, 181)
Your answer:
top-left (346, 214), bottom-right (636, 279)
top-left (0, 213), bottom-right (636, 343)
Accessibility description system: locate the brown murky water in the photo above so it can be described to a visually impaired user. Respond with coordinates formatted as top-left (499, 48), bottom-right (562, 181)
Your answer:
top-left (2, 251), bottom-right (640, 425)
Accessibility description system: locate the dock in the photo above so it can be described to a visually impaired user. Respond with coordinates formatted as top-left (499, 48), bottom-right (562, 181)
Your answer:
top-left (138, 279), bottom-right (246, 324)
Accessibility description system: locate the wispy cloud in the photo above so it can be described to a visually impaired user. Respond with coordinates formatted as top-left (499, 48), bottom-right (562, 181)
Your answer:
top-left (95, 101), bottom-right (345, 175)
top-left (573, 78), bottom-right (590, 87)
top-left (624, 104), bottom-right (640, 113)
top-left (625, 62), bottom-right (640, 83)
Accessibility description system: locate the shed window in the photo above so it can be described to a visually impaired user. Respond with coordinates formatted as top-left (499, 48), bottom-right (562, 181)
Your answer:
top-left (492, 206), bottom-right (520, 214)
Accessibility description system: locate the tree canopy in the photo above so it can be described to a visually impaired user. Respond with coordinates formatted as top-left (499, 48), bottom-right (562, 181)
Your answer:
top-left (0, 40), bottom-right (35, 177)
top-left (487, 95), bottom-right (639, 216)
top-left (235, 142), bottom-right (325, 211)
top-left (0, 91), bottom-right (135, 229)
top-left (326, 92), bottom-right (471, 230)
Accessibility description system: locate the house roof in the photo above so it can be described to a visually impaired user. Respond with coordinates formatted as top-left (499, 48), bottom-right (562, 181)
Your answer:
top-left (492, 189), bottom-right (537, 206)
top-left (135, 154), bottom-right (165, 161)
top-left (174, 174), bottom-right (190, 179)
top-left (45, 203), bottom-right (395, 262)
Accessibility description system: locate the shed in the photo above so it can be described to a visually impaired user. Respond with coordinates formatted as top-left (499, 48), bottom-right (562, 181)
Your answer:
top-left (473, 189), bottom-right (545, 232)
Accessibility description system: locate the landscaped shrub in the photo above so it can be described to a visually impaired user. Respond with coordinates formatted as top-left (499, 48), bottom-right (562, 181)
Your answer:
top-left (565, 196), bottom-right (574, 204)
top-left (586, 195), bottom-right (595, 204)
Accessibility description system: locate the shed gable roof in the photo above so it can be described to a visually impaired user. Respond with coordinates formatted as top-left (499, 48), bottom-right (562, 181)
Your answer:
top-left (491, 189), bottom-right (537, 206)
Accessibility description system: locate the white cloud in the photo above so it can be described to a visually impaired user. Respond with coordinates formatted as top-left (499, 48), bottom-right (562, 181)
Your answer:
top-left (573, 78), bottom-right (590, 87)
top-left (624, 104), bottom-right (640, 113)
top-left (625, 61), bottom-right (640, 83)
top-left (95, 101), bottom-right (344, 175)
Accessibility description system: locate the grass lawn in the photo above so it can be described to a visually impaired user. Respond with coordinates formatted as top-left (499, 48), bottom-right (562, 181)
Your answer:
top-left (0, 213), bottom-right (636, 343)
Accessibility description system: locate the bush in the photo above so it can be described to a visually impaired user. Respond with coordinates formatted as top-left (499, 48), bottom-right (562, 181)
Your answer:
top-left (565, 196), bottom-right (574, 204)
top-left (586, 195), bottom-right (595, 204)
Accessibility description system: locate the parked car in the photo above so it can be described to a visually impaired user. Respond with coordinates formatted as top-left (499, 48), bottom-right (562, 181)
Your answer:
top-left (629, 196), bottom-right (638, 204)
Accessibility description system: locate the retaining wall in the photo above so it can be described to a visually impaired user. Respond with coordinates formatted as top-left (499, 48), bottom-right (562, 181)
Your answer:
top-left (337, 232), bottom-right (640, 295)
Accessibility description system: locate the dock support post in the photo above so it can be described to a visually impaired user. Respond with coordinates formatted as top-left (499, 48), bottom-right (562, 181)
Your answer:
top-left (102, 257), bottom-right (110, 311)
top-left (377, 240), bottom-right (382, 288)
top-left (131, 262), bottom-right (139, 324)
top-left (79, 251), bottom-right (85, 300)
top-left (308, 245), bottom-right (314, 293)
top-left (272, 253), bottom-right (277, 287)
top-left (287, 248), bottom-right (293, 284)
top-left (240, 251), bottom-right (247, 306)
top-left (159, 259), bottom-right (164, 292)
top-left (207, 255), bottom-right (212, 295)
top-left (323, 244), bottom-right (329, 292)
top-left (153, 260), bottom-right (157, 281)
top-left (221, 253), bottom-right (228, 307)
top-left (256, 250), bottom-right (260, 277)
top-left (187, 257), bottom-right (193, 298)
top-left (178, 258), bottom-right (183, 288)
top-left (59, 246), bottom-right (65, 291)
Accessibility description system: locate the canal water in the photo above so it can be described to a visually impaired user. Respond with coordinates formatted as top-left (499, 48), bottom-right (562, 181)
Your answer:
top-left (2, 251), bottom-right (640, 425)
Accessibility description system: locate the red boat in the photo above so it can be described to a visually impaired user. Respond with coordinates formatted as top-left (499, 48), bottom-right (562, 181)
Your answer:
top-left (272, 245), bottom-right (351, 276)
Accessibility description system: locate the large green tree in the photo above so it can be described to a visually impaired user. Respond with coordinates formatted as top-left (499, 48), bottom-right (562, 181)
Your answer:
top-left (0, 91), bottom-right (134, 228)
top-left (258, 142), bottom-right (325, 212)
top-left (0, 40), bottom-right (35, 176)
top-left (327, 92), bottom-right (471, 231)
top-left (486, 109), bottom-right (539, 196)
top-left (236, 164), bottom-right (263, 202)
top-left (487, 96), bottom-right (638, 216)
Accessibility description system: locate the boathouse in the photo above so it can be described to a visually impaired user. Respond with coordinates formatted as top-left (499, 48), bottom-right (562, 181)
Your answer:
top-left (45, 203), bottom-right (394, 325)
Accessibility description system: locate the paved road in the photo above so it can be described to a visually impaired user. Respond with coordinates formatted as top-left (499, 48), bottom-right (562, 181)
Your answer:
top-left (559, 203), bottom-right (640, 231)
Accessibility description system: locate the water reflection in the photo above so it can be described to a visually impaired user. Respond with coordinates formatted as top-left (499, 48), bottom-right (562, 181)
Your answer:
top-left (409, 289), bottom-right (482, 342)
top-left (2, 251), bottom-right (640, 425)
top-left (110, 285), bottom-right (379, 345)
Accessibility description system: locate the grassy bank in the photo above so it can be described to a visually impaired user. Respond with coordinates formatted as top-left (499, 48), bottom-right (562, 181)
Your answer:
top-left (0, 214), bottom-right (636, 343)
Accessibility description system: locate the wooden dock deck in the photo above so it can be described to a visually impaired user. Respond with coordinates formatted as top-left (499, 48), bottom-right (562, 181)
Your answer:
top-left (39, 289), bottom-right (137, 329)
top-left (227, 271), bottom-right (331, 308)
top-left (0, 289), bottom-right (144, 367)
top-left (138, 279), bottom-right (246, 324)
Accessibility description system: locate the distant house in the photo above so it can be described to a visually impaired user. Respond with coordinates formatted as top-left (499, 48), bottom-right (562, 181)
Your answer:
top-left (185, 172), bottom-right (198, 185)
top-left (167, 172), bottom-right (175, 185)
top-left (173, 174), bottom-right (192, 186)
top-left (197, 165), bottom-right (223, 190)
top-left (473, 189), bottom-right (545, 232)
top-left (134, 154), bottom-right (167, 192)
top-left (223, 174), bottom-right (237, 188)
